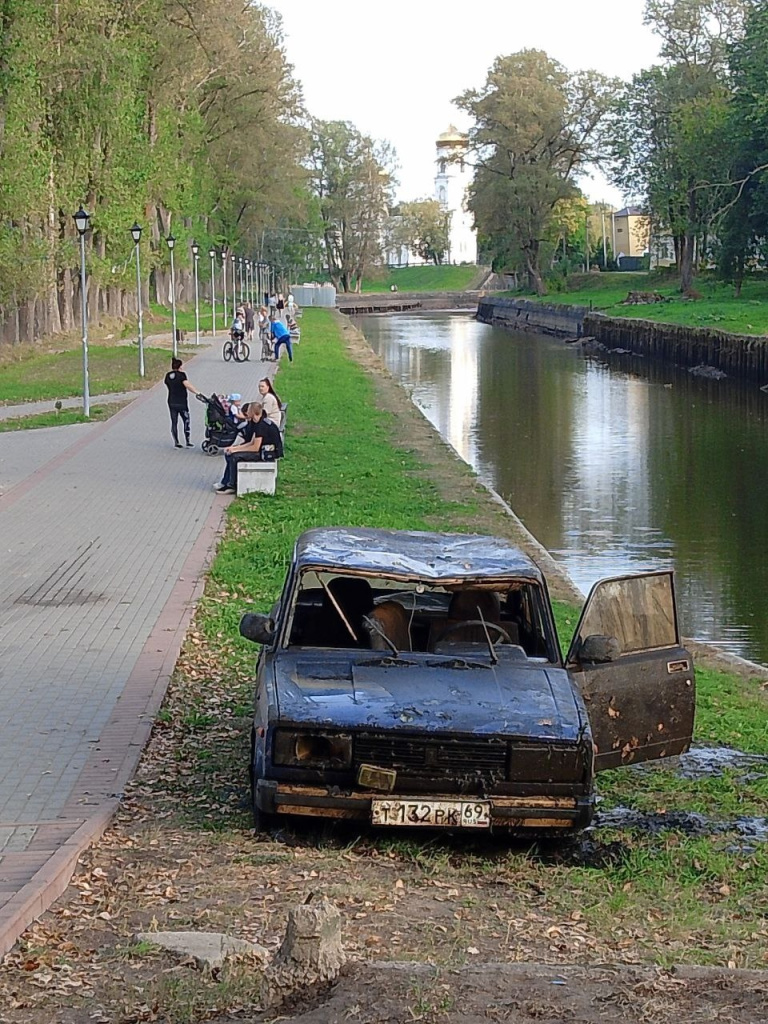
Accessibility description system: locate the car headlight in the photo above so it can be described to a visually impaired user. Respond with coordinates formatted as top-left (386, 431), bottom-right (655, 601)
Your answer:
top-left (273, 730), bottom-right (353, 769)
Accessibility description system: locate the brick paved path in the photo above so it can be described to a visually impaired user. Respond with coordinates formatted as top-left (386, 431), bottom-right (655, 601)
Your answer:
top-left (0, 390), bottom-right (142, 422)
top-left (0, 339), bottom-right (280, 954)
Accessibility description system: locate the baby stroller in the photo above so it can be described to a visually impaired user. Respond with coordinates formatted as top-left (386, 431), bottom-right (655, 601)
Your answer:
top-left (196, 393), bottom-right (244, 455)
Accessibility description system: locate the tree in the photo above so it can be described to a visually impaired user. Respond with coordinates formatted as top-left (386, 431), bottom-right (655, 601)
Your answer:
top-left (308, 120), bottom-right (396, 292)
top-left (607, 0), bottom-right (753, 292)
top-left (456, 50), bottom-right (616, 294)
top-left (393, 200), bottom-right (450, 265)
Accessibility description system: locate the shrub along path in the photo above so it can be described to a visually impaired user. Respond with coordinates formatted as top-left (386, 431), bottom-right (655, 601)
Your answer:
top-left (0, 311), bottom-right (766, 1023)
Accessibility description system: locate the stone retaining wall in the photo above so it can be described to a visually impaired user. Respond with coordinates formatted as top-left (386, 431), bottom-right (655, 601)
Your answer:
top-left (478, 297), bottom-right (768, 384)
top-left (476, 297), bottom-right (587, 337)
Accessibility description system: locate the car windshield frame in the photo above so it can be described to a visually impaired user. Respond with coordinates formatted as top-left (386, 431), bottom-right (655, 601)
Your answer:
top-left (278, 566), bottom-right (561, 664)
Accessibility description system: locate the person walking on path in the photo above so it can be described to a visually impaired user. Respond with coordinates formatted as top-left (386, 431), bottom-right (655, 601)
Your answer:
top-left (163, 357), bottom-right (200, 448)
top-left (287, 291), bottom-right (296, 317)
top-left (270, 316), bottom-right (293, 363)
top-left (244, 302), bottom-right (255, 343)
top-left (213, 402), bottom-right (283, 493)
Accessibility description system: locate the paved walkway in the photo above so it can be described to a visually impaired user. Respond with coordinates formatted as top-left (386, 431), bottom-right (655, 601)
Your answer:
top-left (0, 337), bottom-right (277, 955)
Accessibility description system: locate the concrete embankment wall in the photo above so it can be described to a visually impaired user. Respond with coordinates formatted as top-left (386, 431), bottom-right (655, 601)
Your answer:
top-left (338, 291), bottom-right (480, 315)
top-left (476, 297), bottom-right (588, 337)
top-left (478, 297), bottom-right (768, 384)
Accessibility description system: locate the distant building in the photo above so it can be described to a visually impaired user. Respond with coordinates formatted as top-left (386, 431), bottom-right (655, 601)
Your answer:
top-left (435, 126), bottom-right (477, 265)
top-left (611, 206), bottom-right (675, 269)
top-left (386, 127), bottom-right (478, 268)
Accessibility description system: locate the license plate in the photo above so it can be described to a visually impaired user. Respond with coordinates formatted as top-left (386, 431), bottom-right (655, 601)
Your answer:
top-left (371, 798), bottom-right (490, 829)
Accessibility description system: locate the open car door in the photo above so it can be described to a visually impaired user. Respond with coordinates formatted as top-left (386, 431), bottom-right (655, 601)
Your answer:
top-left (565, 572), bottom-right (695, 771)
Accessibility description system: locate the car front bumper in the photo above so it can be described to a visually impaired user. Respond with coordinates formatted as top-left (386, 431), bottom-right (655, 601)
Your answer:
top-left (255, 780), bottom-right (593, 831)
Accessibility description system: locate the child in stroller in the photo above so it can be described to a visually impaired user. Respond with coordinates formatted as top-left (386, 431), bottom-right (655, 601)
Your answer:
top-left (196, 393), bottom-right (246, 455)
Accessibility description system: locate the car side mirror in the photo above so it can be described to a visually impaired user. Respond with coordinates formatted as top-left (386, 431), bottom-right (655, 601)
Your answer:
top-left (240, 612), bottom-right (275, 645)
top-left (577, 634), bottom-right (621, 663)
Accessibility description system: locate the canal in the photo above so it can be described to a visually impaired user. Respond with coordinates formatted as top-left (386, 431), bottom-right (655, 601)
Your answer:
top-left (357, 310), bottom-right (768, 665)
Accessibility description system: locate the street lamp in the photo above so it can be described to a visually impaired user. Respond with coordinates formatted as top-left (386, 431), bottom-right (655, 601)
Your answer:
top-left (237, 256), bottom-right (243, 306)
top-left (245, 258), bottom-right (252, 306)
top-left (230, 253), bottom-right (237, 319)
top-left (166, 234), bottom-right (178, 358)
top-left (73, 206), bottom-right (90, 418)
top-left (130, 222), bottom-right (144, 377)
top-left (222, 250), bottom-right (228, 328)
top-left (191, 240), bottom-right (200, 346)
top-left (209, 247), bottom-right (217, 335)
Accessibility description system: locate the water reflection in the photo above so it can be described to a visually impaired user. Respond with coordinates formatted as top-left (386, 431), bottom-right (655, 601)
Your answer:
top-left (358, 311), bottom-right (768, 664)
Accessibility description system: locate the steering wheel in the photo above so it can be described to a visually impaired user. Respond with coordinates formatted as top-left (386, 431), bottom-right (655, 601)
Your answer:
top-left (438, 620), bottom-right (512, 645)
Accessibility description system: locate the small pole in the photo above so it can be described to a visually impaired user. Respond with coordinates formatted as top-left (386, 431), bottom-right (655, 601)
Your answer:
top-left (231, 254), bottom-right (237, 319)
top-left (601, 206), bottom-right (608, 269)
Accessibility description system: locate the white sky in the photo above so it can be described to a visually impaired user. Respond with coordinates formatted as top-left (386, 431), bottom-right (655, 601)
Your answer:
top-left (269, 0), bottom-right (662, 207)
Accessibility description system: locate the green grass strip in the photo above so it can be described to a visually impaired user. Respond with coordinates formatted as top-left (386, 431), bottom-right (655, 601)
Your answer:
top-left (0, 346), bottom-right (173, 403)
top-left (0, 403), bottom-right (124, 431)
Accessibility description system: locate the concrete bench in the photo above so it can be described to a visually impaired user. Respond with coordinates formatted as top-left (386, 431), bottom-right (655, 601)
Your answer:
top-left (237, 461), bottom-right (278, 496)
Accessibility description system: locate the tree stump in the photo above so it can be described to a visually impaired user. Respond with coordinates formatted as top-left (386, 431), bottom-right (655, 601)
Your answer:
top-left (265, 899), bottom-right (346, 1003)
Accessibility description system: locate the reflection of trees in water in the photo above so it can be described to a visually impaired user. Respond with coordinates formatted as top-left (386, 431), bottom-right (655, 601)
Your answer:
top-left (362, 315), bottom-right (768, 663)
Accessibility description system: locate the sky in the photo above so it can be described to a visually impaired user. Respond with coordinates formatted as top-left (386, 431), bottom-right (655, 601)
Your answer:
top-left (268, 0), bottom-right (662, 207)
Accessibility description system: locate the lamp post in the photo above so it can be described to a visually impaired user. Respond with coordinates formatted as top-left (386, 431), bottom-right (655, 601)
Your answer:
top-left (191, 240), bottom-right (200, 345)
top-left (209, 248), bottom-right (217, 335)
top-left (237, 256), bottom-right (244, 306)
top-left (222, 250), bottom-right (228, 328)
top-left (245, 258), bottom-right (251, 307)
top-left (130, 222), bottom-right (144, 377)
top-left (73, 206), bottom-right (90, 418)
top-left (166, 234), bottom-right (178, 358)
top-left (230, 253), bottom-right (237, 319)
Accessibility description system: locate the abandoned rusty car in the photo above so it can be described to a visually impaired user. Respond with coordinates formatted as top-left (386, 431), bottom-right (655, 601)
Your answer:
top-left (240, 527), bottom-right (695, 834)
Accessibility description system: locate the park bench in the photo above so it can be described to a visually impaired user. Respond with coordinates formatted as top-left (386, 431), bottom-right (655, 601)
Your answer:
top-left (237, 460), bottom-right (278, 496)
top-left (236, 405), bottom-right (287, 497)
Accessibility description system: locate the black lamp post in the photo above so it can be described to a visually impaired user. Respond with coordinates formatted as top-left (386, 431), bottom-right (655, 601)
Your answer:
top-left (230, 253), bottom-right (237, 319)
top-left (73, 206), bottom-right (91, 417)
top-left (130, 222), bottom-right (144, 376)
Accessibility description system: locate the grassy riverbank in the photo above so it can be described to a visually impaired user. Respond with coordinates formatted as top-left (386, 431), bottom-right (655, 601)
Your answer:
top-left (515, 272), bottom-right (768, 336)
top-left (361, 264), bottom-right (481, 293)
top-left (2, 309), bottom-right (767, 1022)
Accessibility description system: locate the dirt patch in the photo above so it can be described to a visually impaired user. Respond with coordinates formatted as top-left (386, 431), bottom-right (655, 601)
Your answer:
top-left (227, 961), bottom-right (768, 1024)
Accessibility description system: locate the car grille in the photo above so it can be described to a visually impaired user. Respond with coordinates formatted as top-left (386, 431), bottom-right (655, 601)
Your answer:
top-left (355, 735), bottom-right (508, 781)
top-left (354, 734), bottom-right (584, 785)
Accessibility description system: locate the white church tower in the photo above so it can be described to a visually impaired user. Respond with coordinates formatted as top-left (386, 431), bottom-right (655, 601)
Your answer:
top-left (434, 126), bottom-right (477, 265)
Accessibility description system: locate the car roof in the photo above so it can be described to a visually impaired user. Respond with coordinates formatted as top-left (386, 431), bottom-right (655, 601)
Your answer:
top-left (293, 527), bottom-right (544, 583)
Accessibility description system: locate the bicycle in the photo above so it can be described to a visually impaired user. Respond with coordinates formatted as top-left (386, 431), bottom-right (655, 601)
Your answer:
top-left (223, 332), bottom-right (250, 362)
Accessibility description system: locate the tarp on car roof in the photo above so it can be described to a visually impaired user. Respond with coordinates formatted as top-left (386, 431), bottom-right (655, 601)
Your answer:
top-left (293, 528), bottom-right (543, 582)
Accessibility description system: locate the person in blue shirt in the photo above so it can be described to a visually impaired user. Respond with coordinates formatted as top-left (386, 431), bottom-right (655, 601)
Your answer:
top-left (270, 315), bottom-right (293, 363)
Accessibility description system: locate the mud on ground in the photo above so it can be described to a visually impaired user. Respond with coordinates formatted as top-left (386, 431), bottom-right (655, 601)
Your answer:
top-left (242, 961), bottom-right (768, 1024)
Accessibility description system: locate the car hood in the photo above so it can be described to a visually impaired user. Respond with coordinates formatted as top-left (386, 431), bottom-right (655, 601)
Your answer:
top-left (273, 651), bottom-right (586, 743)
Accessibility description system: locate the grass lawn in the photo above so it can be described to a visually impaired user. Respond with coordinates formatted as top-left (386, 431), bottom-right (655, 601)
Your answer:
top-left (0, 402), bottom-right (126, 431)
top-left (2, 308), bottom-right (767, 1023)
top-left (144, 301), bottom-right (217, 337)
top-left (361, 264), bottom-right (481, 293)
top-left (516, 272), bottom-right (768, 335)
top-left (0, 346), bottom-right (177, 403)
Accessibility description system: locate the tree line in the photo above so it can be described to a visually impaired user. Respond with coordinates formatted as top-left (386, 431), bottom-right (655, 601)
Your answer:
top-left (461, 0), bottom-right (768, 296)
